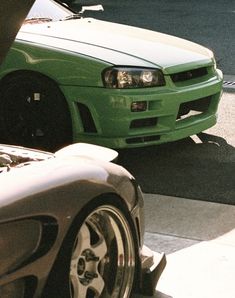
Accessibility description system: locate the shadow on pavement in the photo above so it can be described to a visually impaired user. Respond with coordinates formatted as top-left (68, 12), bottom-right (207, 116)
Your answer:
top-left (118, 132), bottom-right (235, 205)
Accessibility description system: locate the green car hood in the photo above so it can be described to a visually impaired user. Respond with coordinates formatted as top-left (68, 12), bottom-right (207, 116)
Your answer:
top-left (17, 18), bottom-right (213, 72)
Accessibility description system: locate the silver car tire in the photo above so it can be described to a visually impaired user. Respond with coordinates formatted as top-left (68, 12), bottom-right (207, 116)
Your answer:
top-left (69, 204), bottom-right (136, 298)
top-left (42, 199), bottom-right (137, 298)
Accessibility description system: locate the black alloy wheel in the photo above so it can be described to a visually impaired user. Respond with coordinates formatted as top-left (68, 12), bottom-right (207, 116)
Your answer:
top-left (0, 72), bottom-right (72, 151)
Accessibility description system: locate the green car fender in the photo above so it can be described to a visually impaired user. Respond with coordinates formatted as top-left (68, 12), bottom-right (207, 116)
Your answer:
top-left (0, 40), bottom-right (110, 87)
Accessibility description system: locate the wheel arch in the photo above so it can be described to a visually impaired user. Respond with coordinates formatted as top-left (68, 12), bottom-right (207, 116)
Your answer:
top-left (0, 69), bottom-right (73, 151)
top-left (0, 69), bottom-right (61, 91)
top-left (42, 192), bottom-right (141, 297)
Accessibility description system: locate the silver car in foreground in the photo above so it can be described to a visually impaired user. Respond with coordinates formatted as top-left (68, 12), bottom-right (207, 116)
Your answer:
top-left (0, 143), bottom-right (166, 297)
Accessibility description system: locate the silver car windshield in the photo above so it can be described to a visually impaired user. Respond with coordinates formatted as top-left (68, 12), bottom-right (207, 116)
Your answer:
top-left (25, 0), bottom-right (73, 22)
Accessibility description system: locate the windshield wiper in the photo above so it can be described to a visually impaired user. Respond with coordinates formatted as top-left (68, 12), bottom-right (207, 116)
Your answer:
top-left (64, 14), bottom-right (81, 20)
top-left (64, 4), bottom-right (104, 21)
top-left (24, 17), bottom-right (53, 24)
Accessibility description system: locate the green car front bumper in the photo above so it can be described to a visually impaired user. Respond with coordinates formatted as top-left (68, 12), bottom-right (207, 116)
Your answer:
top-left (62, 67), bottom-right (223, 149)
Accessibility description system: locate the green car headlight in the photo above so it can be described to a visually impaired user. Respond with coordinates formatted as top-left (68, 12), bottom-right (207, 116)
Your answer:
top-left (103, 67), bottom-right (165, 89)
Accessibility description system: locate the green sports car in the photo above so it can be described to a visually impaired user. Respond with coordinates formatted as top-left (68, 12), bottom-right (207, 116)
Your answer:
top-left (0, 0), bottom-right (223, 151)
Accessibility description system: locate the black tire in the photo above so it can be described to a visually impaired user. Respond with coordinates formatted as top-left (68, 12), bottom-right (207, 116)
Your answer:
top-left (43, 196), bottom-right (137, 298)
top-left (0, 72), bottom-right (72, 151)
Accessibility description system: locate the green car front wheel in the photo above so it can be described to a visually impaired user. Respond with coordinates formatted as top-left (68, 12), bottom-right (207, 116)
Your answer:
top-left (0, 72), bottom-right (72, 151)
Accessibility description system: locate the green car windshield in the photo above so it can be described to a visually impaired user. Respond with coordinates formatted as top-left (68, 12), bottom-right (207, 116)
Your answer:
top-left (25, 0), bottom-right (73, 23)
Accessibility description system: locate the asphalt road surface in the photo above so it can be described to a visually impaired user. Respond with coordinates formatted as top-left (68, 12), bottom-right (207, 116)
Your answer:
top-left (79, 0), bottom-right (235, 75)
top-left (78, 0), bottom-right (235, 204)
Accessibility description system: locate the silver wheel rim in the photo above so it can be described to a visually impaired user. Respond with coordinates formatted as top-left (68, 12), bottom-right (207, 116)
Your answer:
top-left (69, 205), bottom-right (135, 298)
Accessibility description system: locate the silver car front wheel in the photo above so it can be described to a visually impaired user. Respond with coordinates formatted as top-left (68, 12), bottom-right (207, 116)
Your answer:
top-left (69, 205), bottom-right (136, 298)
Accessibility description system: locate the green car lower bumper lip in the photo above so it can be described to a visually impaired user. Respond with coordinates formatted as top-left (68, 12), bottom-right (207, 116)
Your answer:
top-left (73, 112), bottom-right (218, 148)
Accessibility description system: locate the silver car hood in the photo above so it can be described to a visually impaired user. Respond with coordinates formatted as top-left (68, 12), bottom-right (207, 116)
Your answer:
top-left (0, 143), bottom-right (121, 206)
top-left (0, 143), bottom-right (118, 166)
top-left (18, 18), bottom-right (213, 72)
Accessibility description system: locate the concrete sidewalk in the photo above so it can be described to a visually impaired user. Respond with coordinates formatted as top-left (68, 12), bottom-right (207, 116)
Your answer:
top-left (135, 194), bottom-right (235, 298)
